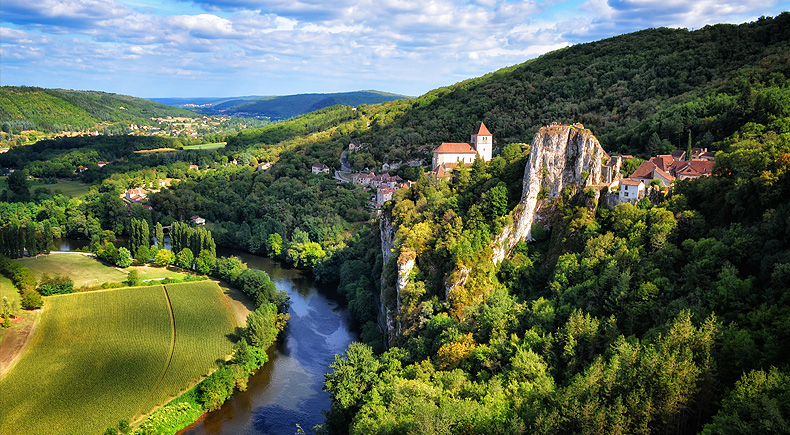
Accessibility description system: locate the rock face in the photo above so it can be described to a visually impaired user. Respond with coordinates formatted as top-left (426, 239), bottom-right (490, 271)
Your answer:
top-left (493, 125), bottom-right (611, 262)
top-left (379, 216), bottom-right (399, 344)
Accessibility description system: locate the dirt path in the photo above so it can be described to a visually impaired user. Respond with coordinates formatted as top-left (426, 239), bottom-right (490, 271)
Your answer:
top-left (0, 309), bottom-right (42, 379)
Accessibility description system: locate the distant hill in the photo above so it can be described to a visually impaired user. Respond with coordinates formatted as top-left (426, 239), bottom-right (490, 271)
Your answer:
top-left (0, 86), bottom-right (198, 133)
top-left (152, 91), bottom-right (410, 120)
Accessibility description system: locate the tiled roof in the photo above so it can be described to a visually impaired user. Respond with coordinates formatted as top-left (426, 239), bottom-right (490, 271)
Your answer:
top-left (434, 142), bottom-right (476, 154)
top-left (630, 161), bottom-right (657, 179)
top-left (620, 178), bottom-right (644, 186)
top-left (473, 122), bottom-right (491, 136)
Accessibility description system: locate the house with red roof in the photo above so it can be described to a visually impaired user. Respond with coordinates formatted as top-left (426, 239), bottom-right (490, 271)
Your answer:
top-left (619, 178), bottom-right (646, 202)
top-left (672, 160), bottom-right (714, 180)
top-left (629, 160), bottom-right (675, 187)
top-left (431, 122), bottom-right (493, 172)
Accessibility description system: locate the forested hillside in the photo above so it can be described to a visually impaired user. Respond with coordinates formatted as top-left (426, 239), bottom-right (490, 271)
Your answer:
top-left (0, 86), bottom-right (197, 133)
top-left (341, 13), bottom-right (790, 167)
top-left (318, 14), bottom-right (790, 435)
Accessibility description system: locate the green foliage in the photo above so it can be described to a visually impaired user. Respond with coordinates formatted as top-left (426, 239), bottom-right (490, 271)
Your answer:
top-left (702, 367), bottom-right (790, 434)
top-left (125, 270), bottom-right (142, 287)
top-left (176, 248), bottom-right (194, 269)
top-left (38, 273), bottom-right (74, 295)
top-left (155, 249), bottom-right (174, 267)
top-left (116, 247), bottom-right (133, 268)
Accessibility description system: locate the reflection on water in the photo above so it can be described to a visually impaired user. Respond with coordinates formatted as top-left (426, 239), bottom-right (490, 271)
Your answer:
top-left (180, 249), bottom-right (357, 435)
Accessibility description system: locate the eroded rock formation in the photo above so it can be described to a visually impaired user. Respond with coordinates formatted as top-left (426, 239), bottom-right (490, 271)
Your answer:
top-left (493, 124), bottom-right (612, 262)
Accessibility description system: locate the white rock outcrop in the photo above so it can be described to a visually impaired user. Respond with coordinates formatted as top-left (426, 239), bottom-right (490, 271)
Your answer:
top-left (493, 125), bottom-right (609, 262)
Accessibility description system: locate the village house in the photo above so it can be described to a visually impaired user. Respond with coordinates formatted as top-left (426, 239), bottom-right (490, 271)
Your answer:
top-left (256, 162), bottom-right (272, 171)
top-left (376, 186), bottom-right (397, 206)
top-left (77, 166), bottom-right (88, 173)
top-left (672, 160), bottom-right (715, 180)
top-left (97, 161), bottom-right (107, 168)
top-left (353, 172), bottom-right (375, 186)
top-left (629, 160), bottom-right (675, 187)
top-left (122, 188), bottom-right (146, 206)
top-left (431, 122), bottom-right (493, 171)
top-left (619, 178), bottom-right (646, 202)
top-left (312, 163), bottom-right (330, 174)
top-left (188, 164), bottom-right (199, 170)
top-left (190, 216), bottom-right (206, 225)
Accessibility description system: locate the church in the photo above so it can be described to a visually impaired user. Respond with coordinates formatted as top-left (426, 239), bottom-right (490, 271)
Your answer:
top-left (431, 122), bottom-right (493, 171)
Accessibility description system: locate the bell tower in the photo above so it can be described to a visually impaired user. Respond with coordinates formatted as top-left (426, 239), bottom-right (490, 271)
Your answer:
top-left (471, 122), bottom-right (492, 162)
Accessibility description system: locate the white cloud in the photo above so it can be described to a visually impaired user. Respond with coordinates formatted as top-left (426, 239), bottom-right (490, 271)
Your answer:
top-left (1, 0), bottom-right (788, 96)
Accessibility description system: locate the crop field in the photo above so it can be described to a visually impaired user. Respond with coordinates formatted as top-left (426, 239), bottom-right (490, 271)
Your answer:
top-left (141, 280), bottom-right (236, 410)
top-left (0, 281), bottom-right (237, 435)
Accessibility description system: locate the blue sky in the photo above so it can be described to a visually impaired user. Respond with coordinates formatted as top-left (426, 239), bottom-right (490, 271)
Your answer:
top-left (1, 0), bottom-right (788, 98)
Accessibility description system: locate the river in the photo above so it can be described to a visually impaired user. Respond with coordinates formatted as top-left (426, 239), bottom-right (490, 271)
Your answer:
top-left (180, 249), bottom-right (358, 435)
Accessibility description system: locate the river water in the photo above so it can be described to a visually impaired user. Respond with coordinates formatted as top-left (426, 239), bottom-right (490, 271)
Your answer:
top-left (180, 249), bottom-right (358, 435)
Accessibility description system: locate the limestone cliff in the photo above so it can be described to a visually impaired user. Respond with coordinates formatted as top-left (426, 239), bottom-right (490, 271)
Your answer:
top-left (493, 125), bottom-right (614, 262)
top-left (379, 216), bottom-right (413, 344)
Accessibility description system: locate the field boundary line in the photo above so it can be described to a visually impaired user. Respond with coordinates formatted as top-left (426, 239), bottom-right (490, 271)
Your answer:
top-left (136, 285), bottom-right (176, 417)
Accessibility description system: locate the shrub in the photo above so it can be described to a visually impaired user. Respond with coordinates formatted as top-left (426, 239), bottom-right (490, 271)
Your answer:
top-left (20, 289), bottom-right (43, 310)
top-left (38, 274), bottom-right (74, 296)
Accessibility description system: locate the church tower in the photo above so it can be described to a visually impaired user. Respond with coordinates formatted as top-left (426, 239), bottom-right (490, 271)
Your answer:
top-left (471, 122), bottom-right (493, 162)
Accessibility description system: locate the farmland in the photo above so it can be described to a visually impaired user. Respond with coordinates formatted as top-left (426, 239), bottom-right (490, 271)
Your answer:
top-left (0, 281), bottom-right (237, 435)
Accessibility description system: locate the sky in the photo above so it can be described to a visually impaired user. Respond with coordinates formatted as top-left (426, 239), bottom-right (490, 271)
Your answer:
top-left (1, 0), bottom-right (788, 98)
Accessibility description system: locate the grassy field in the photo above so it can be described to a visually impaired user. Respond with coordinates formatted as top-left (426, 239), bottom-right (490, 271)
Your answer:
top-left (0, 275), bottom-right (19, 313)
top-left (0, 177), bottom-right (92, 198)
top-left (183, 142), bottom-right (225, 150)
top-left (15, 254), bottom-right (188, 287)
top-left (133, 142), bottom-right (225, 154)
top-left (17, 253), bottom-right (127, 286)
top-left (0, 281), bottom-right (238, 435)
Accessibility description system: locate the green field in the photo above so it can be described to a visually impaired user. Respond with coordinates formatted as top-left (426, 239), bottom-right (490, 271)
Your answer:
top-left (16, 254), bottom-right (187, 287)
top-left (143, 281), bottom-right (237, 409)
top-left (0, 177), bottom-right (92, 198)
top-left (183, 142), bottom-right (225, 150)
top-left (17, 253), bottom-right (127, 286)
top-left (0, 281), bottom-right (236, 434)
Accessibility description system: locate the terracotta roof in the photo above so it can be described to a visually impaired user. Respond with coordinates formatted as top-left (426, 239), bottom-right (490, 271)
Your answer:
top-left (652, 155), bottom-right (674, 171)
top-left (630, 161), bottom-right (657, 179)
top-left (473, 122), bottom-right (491, 137)
top-left (630, 160), bottom-right (675, 182)
top-left (433, 142), bottom-right (476, 154)
top-left (674, 160), bottom-right (714, 176)
top-left (654, 166), bottom-right (674, 181)
top-left (621, 178), bottom-right (644, 186)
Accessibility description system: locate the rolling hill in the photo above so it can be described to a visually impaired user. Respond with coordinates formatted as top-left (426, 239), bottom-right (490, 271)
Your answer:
top-left (0, 86), bottom-right (198, 133)
top-left (153, 90), bottom-right (409, 120)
